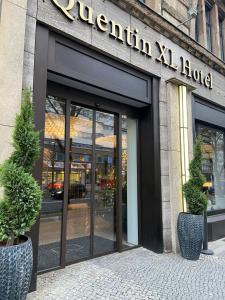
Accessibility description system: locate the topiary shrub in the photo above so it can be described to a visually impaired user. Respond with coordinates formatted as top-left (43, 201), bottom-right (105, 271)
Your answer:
top-left (0, 90), bottom-right (42, 245)
top-left (183, 137), bottom-right (208, 215)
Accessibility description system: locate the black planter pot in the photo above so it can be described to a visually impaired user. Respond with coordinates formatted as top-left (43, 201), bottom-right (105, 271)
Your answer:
top-left (177, 212), bottom-right (204, 260)
top-left (0, 235), bottom-right (33, 300)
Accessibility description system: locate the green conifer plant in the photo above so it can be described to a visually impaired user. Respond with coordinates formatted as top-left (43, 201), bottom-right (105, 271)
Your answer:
top-left (183, 137), bottom-right (208, 215)
top-left (0, 90), bottom-right (42, 245)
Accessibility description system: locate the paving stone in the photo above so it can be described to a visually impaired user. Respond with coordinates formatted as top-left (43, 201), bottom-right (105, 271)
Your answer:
top-left (28, 248), bottom-right (225, 300)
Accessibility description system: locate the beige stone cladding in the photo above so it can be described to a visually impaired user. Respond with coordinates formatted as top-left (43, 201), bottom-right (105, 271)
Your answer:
top-left (23, 0), bottom-right (225, 252)
top-left (143, 0), bottom-right (225, 60)
top-left (139, 0), bottom-right (198, 38)
top-left (0, 0), bottom-right (27, 165)
top-left (23, 0), bottom-right (37, 90)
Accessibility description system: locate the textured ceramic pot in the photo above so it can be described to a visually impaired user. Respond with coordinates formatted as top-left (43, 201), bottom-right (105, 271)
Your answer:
top-left (0, 236), bottom-right (33, 300)
top-left (177, 212), bottom-right (204, 260)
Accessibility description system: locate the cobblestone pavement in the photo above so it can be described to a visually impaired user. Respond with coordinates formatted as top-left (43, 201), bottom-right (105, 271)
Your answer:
top-left (209, 237), bottom-right (225, 258)
top-left (28, 248), bottom-right (225, 300)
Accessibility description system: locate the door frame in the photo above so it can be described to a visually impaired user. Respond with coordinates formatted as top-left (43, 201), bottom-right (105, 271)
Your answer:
top-left (61, 97), bottom-right (124, 268)
top-left (37, 82), bottom-right (142, 273)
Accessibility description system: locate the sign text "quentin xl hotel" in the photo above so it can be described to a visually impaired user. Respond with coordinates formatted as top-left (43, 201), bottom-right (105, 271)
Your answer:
top-left (51, 0), bottom-right (213, 89)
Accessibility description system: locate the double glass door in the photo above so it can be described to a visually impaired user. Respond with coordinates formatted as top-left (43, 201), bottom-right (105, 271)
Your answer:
top-left (38, 94), bottom-right (138, 272)
top-left (66, 104), bottom-right (117, 263)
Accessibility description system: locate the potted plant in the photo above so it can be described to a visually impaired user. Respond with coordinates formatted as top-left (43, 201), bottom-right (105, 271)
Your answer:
top-left (177, 137), bottom-right (208, 260)
top-left (0, 90), bottom-right (42, 299)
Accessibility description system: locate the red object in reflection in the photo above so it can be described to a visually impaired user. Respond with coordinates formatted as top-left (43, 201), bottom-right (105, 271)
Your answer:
top-left (47, 182), bottom-right (63, 190)
top-left (98, 179), bottom-right (115, 189)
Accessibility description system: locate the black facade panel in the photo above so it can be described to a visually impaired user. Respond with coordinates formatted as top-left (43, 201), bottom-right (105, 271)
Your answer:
top-left (194, 99), bottom-right (225, 128)
top-left (140, 78), bottom-right (163, 253)
top-left (48, 33), bottom-right (152, 106)
top-left (47, 72), bottom-right (147, 108)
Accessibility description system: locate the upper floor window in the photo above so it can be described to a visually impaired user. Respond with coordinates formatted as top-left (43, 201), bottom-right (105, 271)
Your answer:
top-left (195, 4), bottom-right (199, 42)
top-left (205, 4), bottom-right (212, 51)
top-left (219, 17), bottom-right (224, 61)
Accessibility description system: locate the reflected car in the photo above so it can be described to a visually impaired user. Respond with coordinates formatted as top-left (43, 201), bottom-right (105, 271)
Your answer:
top-left (47, 181), bottom-right (63, 191)
top-left (50, 182), bottom-right (87, 200)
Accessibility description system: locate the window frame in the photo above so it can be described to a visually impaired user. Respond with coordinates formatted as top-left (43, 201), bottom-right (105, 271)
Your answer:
top-left (193, 96), bottom-right (225, 216)
top-left (205, 2), bottom-right (213, 52)
top-left (195, 3), bottom-right (200, 42)
top-left (219, 13), bottom-right (225, 61)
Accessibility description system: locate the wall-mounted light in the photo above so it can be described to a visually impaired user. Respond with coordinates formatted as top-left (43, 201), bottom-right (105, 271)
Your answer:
top-left (179, 85), bottom-right (189, 212)
top-left (177, 5), bottom-right (198, 28)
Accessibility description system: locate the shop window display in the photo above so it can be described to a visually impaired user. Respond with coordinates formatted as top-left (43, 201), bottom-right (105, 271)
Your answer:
top-left (197, 123), bottom-right (225, 211)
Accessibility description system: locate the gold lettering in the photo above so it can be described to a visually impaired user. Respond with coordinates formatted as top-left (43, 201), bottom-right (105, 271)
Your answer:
top-left (199, 70), bottom-right (204, 85)
top-left (77, 1), bottom-right (94, 25)
top-left (156, 42), bottom-right (169, 66)
top-left (209, 73), bottom-right (213, 89)
top-left (109, 20), bottom-right (124, 42)
top-left (168, 49), bottom-right (178, 70)
top-left (133, 29), bottom-right (139, 50)
top-left (96, 14), bottom-right (108, 32)
top-left (51, 0), bottom-right (75, 21)
top-left (140, 39), bottom-right (152, 57)
top-left (180, 57), bottom-right (191, 78)
top-left (192, 69), bottom-right (199, 81)
top-left (124, 26), bottom-right (133, 46)
top-left (204, 73), bottom-right (213, 89)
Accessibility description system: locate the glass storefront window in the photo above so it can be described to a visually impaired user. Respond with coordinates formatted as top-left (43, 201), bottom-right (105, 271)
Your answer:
top-left (66, 105), bottom-right (93, 262)
top-left (94, 111), bottom-right (117, 255)
top-left (38, 95), bottom-right (66, 271)
top-left (197, 123), bottom-right (225, 211)
top-left (122, 116), bottom-right (138, 247)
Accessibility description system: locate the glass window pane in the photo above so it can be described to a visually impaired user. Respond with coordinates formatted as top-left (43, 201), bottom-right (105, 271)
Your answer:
top-left (219, 19), bottom-right (224, 61)
top-left (66, 105), bottom-right (92, 262)
top-left (94, 111), bottom-right (117, 255)
top-left (205, 5), bottom-right (212, 52)
top-left (122, 116), bottom-right (138, 248)
top-left (38, 96), bottom-right (66, 271)
top-left (197, 124), bottom-right (225, 211)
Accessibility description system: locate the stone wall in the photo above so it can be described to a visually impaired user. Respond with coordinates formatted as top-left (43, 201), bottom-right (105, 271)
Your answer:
top-left (139, 0), bottom-right (197, 37)
top-left (23, 0), bottom-right (225, 252)
top-left (0, 0), bottom-right (27, 164)
top-left (142, 0), bottom-right (225, 61)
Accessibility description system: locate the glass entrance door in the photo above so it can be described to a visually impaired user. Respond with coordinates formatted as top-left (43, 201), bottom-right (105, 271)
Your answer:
top-left (37, 92), bottom-right (140, 272)
top-left (65, 105), bottom-right (93, 262)
top-left (66, 106), bottom-right (117, 262)
top-left (38, 95), bottom-right (66, 271)
top-left (38, 98), bottom-right (118, 271)
top-left (94, 111), bottom-right (117, 255)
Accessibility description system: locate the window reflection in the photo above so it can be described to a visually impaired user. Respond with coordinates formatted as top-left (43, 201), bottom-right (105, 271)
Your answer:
top-left (122, 116), bottom-right (138, 248)
top-left (197, 124), bottom-right (225, 211)
top-left (38, 96), bottom-right (66, 271)
top-left (66, 105), bottom-right (92, 262)
top-left (38, 98), bottom-right (139, 269)
top-left (94, 111), bottom-right (117, 255)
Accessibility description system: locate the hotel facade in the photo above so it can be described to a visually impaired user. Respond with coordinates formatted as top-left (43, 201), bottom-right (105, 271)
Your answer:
top-left (0, 0), bottom-right (225, 291)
